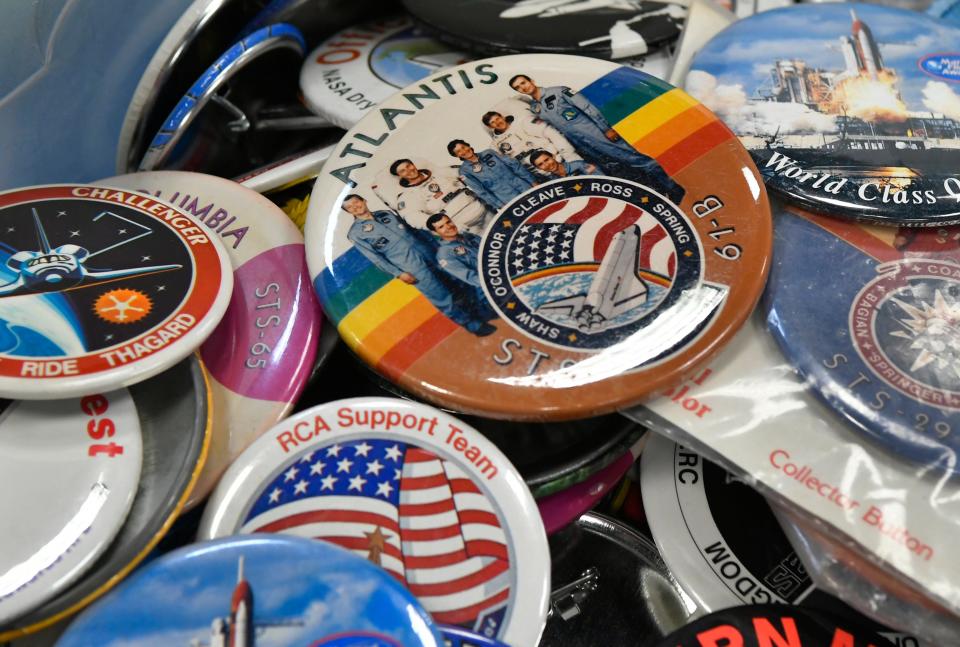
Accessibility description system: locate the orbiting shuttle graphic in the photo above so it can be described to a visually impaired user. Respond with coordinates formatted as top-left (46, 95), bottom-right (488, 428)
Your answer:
top-left (0, 208), bottom-right (182, 296)
top-left (537, 225), bottom-right (650, 331)
top-left (500, 0), bottom-right (687, 57)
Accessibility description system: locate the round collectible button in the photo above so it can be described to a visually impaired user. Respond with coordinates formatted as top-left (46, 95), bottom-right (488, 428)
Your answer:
top-left (55, 535), bottom-right (444, 647)
top-left (654, 604), bottom-right (895, 647)
top-left (137, 23), bottom-right (316, 176)
top-left (199, 397), bottom-right (551, 646)
top-left (542, 512), bottom-right (691, 645)
top-left (538, 436), bottom-right (645, 534)
top-left (765, 205), bottom-right (960, 471)
top-left (641, 434), bottom-right (816, 610)
top-left (301, 15), bottom-right (470, 130)
top-left (402, 0), bottom-right (687, 60)
top-left (0, 392), bottom-right (142, 625)
top-left (0, 185), bottom-right (232, 399)
top-left (115, 0), bottom-right (274, 174)
top-left (0, 356), bottom-right (209, 640)
top-left (305, 54), bottom-right (772, 420)
top-left (640, 436), bottom-right (924, 645)
top-left (686, 3), bottom-right (960, 225)
top-left (100, 171), bottom-right (322, 507)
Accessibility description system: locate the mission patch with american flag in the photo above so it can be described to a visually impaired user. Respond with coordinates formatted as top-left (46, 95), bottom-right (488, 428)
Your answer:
top-left (199, 400), bottom-right (550, 647)
top-left (240, 438), bottom-right (513, 635)
top-left (481, 176), bottom-right (714, 353)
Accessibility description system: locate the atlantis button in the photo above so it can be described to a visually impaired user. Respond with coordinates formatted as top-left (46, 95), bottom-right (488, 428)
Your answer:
top-left (304, 54), bottom-right (772, 419)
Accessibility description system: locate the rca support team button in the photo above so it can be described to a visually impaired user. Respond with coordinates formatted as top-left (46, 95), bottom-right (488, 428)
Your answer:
top-left (305, 54), bottom-right (772, 420)
top-left (199, 397), bottom-right (551, 647)
top-left (0, 185), bottom-right (232, 399)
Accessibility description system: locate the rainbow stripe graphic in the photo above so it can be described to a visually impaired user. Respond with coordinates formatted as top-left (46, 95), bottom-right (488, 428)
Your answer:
top-left (316, 67), bottom-right (734, 377)
top-left (579, 66), bottom-right (736, 176)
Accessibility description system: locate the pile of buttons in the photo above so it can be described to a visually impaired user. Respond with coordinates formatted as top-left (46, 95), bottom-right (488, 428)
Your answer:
top-left (0, 0), bottom-right (958, 644)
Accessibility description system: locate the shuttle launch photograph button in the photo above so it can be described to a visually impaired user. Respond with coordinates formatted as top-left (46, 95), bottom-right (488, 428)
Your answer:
top-left (685, 4), bottom-right (960, 225)
top-left (765, 205), bottom-right (960, 472)
top-left (402, 0), bottom-right (687, 60)
top-left (198, 397), bottom-right (551, 647)
top-left (304, 54), bottom-right (772, 420)
top-left (0, 185), bottom-right (232, 400)
top-left (55, 535), bottom-right (446, 647)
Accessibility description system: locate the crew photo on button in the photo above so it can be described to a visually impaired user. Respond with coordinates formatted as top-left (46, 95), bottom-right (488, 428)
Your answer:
top-left (341, 194), bottom-right (495, 337)
top-left (530, 149), bottom-right (602, 179)
top-left (447, 138), bottom-right (538, 211)
top-left (482, 109), bottom-right (581, 177)
top-left (509, 72), bottom-right (685, 204)
top-left (387, 158), bottom-right (493, 235)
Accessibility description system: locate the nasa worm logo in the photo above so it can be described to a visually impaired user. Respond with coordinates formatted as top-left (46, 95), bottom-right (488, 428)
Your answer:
top-left (850, 258), bottom-right (960, 409)
top-left (480, 177), bottom-right (704, 352)
top-left (919, 53), bottom-right (960, 82)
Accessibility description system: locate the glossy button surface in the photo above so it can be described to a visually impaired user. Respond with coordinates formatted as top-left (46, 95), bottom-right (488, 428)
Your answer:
top-left (300, 15), bottom-right (470, 129)
top-left (686, 4), bottom-right (960, 225)
top-left (0, 393), bottom-right (142, 625)
top-left (766, 205), bottom-right (960, 470)
top-left (101, 171), bottom-right (322, 507)
top-left (199, 397), bottom-right (551, 647)
top-left (402, 0), bottom-right (687, 59)
top-left (305, 54), bottom-right (772, 420)
top-left (56, 535), bottom-right (445, 647)
top-left (0, 185), bottom-right (232, 399)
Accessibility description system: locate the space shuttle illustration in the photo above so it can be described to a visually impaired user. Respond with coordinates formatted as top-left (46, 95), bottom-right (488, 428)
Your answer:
top-left (190, 557), bottom-right (301, 647)
top-left (537, 225), bottom-right (649, 331)
top-left (500, 0), bottom-right (687, 58)
top-left (0, 208), bottom-right (181, 296)
top-left (500, 0), bottom-right (673, 18)
top-left (839, 9), bottom-right (886, 80)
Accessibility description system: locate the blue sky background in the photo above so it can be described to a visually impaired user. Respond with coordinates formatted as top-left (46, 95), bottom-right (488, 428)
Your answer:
top-left (58, 536), bottom-right (438, 647)
top-left (690, 4), bottom-right (958, 111)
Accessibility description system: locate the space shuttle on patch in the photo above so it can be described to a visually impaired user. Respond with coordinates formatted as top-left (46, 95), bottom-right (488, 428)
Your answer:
top-left (537, 224), bottom-right (649, 331)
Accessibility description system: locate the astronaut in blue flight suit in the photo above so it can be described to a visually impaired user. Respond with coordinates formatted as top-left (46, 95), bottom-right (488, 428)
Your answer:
top-left (425, 212), bottom-right (499, 323)
top-left (342, 194), bottom-right (495, 336)
top-left (447, 139), bottom-right (537, 211)
top-left (509, 73), bottom-right (685, 205)
top-left (529, 149), bottom-right (602, 179)
top-left (426, 212), bottom-right (482, 287)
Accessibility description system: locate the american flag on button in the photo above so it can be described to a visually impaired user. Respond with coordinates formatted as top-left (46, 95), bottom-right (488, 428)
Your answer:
top-left (241, 439), bottom-right (512, 631)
